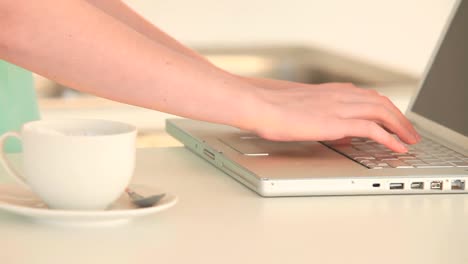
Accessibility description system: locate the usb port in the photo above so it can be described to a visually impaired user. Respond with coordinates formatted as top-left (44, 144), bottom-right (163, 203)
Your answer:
top-left (390, 183), bottom-right (404, 190)
top-left (411, 182), bottom-right (424, 189)
top-left (430, 181), bottom-right (443, 190)
top-left (451, 180), bottom-right (465, 190)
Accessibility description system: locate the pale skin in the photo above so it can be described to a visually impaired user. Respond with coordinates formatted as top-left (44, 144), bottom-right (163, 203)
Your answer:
top-left (0, 0), bottom-right (420, 152)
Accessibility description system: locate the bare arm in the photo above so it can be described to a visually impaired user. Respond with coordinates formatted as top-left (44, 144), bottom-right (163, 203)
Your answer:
top-left (0, 0), bottom-right (419, 152)
top-left (84, 0), bottom-right (420, 151)
top-left (85, 0), bottom-right (209, 63)
top-left (84, 0), bottom-right (329, 88)
top-left (0, 0), bottom-right (257, 130)
top-left (84, 1), bottom-right (331, 88)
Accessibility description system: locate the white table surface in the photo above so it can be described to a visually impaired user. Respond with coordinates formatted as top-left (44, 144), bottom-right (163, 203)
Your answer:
top-left (1, 147), bottom-right (468, 264)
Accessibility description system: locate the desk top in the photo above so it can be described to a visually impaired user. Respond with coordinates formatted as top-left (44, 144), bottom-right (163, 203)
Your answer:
top-left (1, 147), bottom-right (467, 264)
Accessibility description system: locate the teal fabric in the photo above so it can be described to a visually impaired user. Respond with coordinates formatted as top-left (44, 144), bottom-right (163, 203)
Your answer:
top-left (0, 60), bottom-right (40, 152)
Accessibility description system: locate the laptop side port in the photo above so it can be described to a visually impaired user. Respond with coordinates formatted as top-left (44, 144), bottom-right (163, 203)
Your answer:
top-left (451, 180), bottom-right (465, 190)
top-left (203, 148), bottom-right (215, 160)
top-left (430, 181), bottom-right (443, 190)
top-left (389, 183), bottom-right (404, 190)
top-left (411, 182), bottom-right (424, 189)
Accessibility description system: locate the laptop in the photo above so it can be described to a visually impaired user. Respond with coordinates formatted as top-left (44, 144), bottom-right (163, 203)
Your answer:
top-left (166, 0), bottom-right (468, 196)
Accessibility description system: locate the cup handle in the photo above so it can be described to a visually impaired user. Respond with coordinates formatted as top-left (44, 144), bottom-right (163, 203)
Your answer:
top-left (0, 132), bottom-right (28, 186)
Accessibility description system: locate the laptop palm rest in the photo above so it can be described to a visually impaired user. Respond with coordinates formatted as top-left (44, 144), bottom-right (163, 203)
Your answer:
top-left (218, 134), bottom-right (336, 158)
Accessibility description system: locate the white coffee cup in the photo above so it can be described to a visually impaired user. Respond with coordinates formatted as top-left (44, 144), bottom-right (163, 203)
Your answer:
top-left (0, 119), bottom-right (137, 210)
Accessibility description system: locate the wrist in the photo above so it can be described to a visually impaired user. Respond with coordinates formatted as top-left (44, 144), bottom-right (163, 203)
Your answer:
top-left (228, 83), bottom-right (273, 134)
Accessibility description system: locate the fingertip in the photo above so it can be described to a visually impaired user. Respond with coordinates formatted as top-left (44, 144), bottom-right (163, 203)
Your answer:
top-left (395, 143), bottom-right (408, 153)
top-left (389, 137), bottom-right (408, 153)
top-left (408, 136), bottom-right (420, 145)
top-left (400, 130), bottom-right (420, 145)
top-left (400, 145), bottom-right (408, 153)
top-left (400, 137), bottom-right (415, 145)
top-left (416, 132), bottom-right (422, 142)
top-left (410, 125), bottom-right (421, 142)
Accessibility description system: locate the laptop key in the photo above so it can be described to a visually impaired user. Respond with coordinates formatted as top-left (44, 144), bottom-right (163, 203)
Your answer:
top-left (421, 159), bottom-right (443, 163)
top-left (374, 154), bottom-right (395, 159)
top-left (405, 160), bottom-right (427, 165)
top-left (385, 160), bottom-right (413, 168)
top-left (428, 162), bottom-right (452, 166)
top-left (326, 136), bottom-right (467, 170)
top-left (367, 164), bottom-right (384, 169)
top-left (397, 156), bottom-right (417, 159)
top-left (354, 157), bottom-right (376, 160)
top-left (415, 165), bottom-right (453, 168)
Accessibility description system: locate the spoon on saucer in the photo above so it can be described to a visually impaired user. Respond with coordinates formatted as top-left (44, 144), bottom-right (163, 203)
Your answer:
top-left (125, 187), bottom-right (166, 208)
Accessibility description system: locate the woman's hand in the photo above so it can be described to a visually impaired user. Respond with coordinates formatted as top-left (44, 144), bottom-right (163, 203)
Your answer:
top-left (245, 82), bottom-right (420, 153)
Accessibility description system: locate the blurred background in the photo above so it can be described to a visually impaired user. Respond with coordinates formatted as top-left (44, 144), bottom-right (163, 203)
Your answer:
top-left (36, 0), bottom-right (457, 148)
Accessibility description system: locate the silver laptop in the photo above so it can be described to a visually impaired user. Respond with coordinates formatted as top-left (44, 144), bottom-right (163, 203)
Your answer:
top-left (166, 0), bottom-right (468, 196)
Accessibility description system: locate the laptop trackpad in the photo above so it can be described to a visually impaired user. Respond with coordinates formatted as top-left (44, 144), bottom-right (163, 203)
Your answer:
top-left (219, 134), bottom-right (327, 156)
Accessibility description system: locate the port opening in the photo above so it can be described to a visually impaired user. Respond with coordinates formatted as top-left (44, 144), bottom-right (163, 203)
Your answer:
top-left (430, 181), bottom-right (443, 190)
top-left (411, 182), bottom-right (424, 190)
top-left (451, 180), bottom-right (465, 190)
top-left (372, 183), bottom-right (380, 188)
top-left (203, 148), bottom-right (215, 160)
top-left (389, 183), bottom-right (404, 190)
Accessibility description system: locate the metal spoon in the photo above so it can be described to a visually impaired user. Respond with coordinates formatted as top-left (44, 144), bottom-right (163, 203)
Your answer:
top-left (125, 187), bottom-right (166, 208)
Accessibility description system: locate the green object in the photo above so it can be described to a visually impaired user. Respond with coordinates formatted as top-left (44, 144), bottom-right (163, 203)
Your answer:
top-left (0, 60), bottom-right (40, 152)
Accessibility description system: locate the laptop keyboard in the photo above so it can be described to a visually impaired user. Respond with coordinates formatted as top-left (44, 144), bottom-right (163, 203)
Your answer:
top-left (323, 137), bottom-right (468, 169)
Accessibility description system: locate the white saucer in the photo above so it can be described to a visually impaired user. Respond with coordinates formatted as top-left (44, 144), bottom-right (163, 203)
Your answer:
top-left (0, 184), bottom-right (177, 226)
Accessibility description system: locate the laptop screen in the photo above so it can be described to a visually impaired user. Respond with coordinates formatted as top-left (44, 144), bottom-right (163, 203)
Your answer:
top-left (411, 0), bottom-right (467, 137)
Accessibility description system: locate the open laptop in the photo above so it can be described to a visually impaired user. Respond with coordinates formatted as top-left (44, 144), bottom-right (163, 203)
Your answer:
top-left (166, 0), bottom-right (468, 196)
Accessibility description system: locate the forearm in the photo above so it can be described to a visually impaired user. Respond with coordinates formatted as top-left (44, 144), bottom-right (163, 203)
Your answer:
top-left (0, 0), bottom-right (257, 130)
top-left (86, 0), bottom-right (209, 63)
top-left (85, 0), bottom-right (286, 89)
